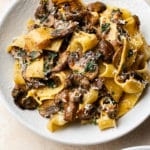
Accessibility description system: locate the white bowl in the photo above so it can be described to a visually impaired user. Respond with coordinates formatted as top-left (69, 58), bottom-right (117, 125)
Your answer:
top-left (0, 0), bottom-right (150, 145)
top-left (123, 146), bottom-right (150, 150)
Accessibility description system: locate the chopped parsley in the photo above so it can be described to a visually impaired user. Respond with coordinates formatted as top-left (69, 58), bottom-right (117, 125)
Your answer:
top-left (95, 51), bottom-right (103, 60)
top-left (29, 51), bottom-right (41, 60)
top-left (46, 79), bottom-right (56, 88)
top-left (101, 23), bottom-right (110, 32)
top-left (84, 60), bottom-right (97, 72)
top-left (44, 52), bottom-right (58, 76)
top-left (128, 49), bottom-right (134, 57)
top-left (14, 49), bottom-right (26, 59)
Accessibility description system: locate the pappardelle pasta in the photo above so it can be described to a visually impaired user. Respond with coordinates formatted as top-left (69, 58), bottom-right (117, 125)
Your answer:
top-left (8, 0), bottom-right (150, 132)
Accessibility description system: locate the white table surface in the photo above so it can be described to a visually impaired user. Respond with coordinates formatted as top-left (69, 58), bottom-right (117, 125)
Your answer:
top-left (0, 0), bottom-right (150, 150)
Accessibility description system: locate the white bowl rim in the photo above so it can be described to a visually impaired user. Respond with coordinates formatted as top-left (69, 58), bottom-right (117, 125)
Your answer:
top-left (0, 0), bottom-right (150, 146)
top-left (122, 145), bottom-right (150, 150)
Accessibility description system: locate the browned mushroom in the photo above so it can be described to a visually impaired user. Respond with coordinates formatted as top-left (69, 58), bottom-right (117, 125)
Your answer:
top-left (69, 88), bottom-right (83, 103)
top-left (64, 101), bottom-right (78, 122)
top-left (96, 40), bottom-right (115, 63)
top-left (12, 85), bottom-right (38, 110)
top-left (34, 1), bottom-right (49, 20)
top-left (69, 73), bottom-right (90, 89)
top-left (84, 66), bottom-right (99, 80)
top-left (77, 104), bottom-right (96, 120)
top-left (52, 51), bottom-right (69, 72)
top-left (131, 51), bottom-right (144, 70)
top-left (54, 89), bottom-right (69, 105)
top-left (68, 51), bottom-right (99, 80)
top-left (87, 1), bottom-right (106, 13)
top-left (38, 100), bottom-right (59, 118)
top-left (25, 78), bottom-right (45, 89)
top-left (43, 15), bottom-right (55, 27)
top-left (91, 78), bottom-right (104, 90)
top-left (51, 21), bottom-right (78, 38)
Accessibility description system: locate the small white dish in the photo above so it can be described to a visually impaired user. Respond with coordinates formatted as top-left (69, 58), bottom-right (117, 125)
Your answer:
top-left (0, 0), bottom-right (150, 145)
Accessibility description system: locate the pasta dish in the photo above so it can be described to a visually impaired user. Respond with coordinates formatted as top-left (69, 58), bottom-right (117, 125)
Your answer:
top-left (7, 0), bottom-right (150, 132)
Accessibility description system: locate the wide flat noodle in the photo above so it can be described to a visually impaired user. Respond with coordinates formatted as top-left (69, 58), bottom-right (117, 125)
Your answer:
top-left (14, 60), bottom-right (25, 85)
top-left (104, 79), bottom-right (123, 102)
top-left (98, 113), bottom-right (116, 130)
top-left (129, 33), bottom-right (144, 50)
top-left (118, 92), bottom-right (143, 117)
top-left (27, 72), bottom-right (66, 104)
top-left (7, 36), bottom-right (26, 52)
top-left (67, 31), bottom-right (98, 53)
top-left (83, 88), bottom-right (98, 104)
top-left (47, 113), bottom-right (67, 132)
top-left (25, 27), bottom-right (54, 51)
top-left (45, 39), bottom-right (63, 52)
top-left (99, 63), bottom-right (116, 78)
top-left (25, 58), bottom-right (44, 78)
top-left (125, 16), bottom-right (138, 35)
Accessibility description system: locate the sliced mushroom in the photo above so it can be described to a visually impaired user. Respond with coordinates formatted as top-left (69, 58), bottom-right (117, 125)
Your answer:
top-left (111, 9), bottom-right (123, 24)
top-left (69, 73), bottom-right (90, 89)
top-left (87, 12), bottom-right (99, 26)
top-left (68, 52), bottom-right (80, 69)
top-left (64, 101), bottom-right (78, 122)
top-left (77, 104), bottom-right (96, 120)
top-left (96, 40), bottom-right (115, 63)
top-left (43, 15), bottom-right (55, 27)
top-left (69, 88), bottom-right (83, 103)
top-left (53, 0), bottom-right (86, 21)
top-left (34, 1), bottom-right (49, 20)
top-left (51, 21), bottom-right (78, 38)
top-left (68, 51), bottom-right (99, 80)
top-left (85, 66), bottom-right (99, 80)
top-left (87, 1), bottom-right (106, 13)
top-left (52, 51), bottom-right (69, 72)
top-left (54, 90), bottom-right (69, 104)
top-left (82, 12), bottom-right (99, 33)
top-left (12, 85), bottom-right (38, 110)
top-left (19, 97), bottom-right (39, 110)
top-left (63, 10), bottom-right (87, 21)
top-left (25, 78), bottom-right (45, 89)
top-left (38, 100), bottom-right (59, 118)
top-left (132, 51), bottom-right (144, 70)
top-left (91, 78), bottom-right (104, 90)
top-left (12, 85), bottom-right (27, 100)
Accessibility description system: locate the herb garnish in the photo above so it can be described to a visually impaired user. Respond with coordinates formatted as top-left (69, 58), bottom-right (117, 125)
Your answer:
top-left (46, 79), bottom-right (56, 88)
top-left (13, 49), bottom-right (26, 59)
top-left (101, 23), bottom-right (110, 32)
top-left (29, 51), bottom-right (41, 60)
top-left (127, 49), bottom-right (133, 57)
top-left (84, 60), bottom-right (97, 72)
top-left (44, 52), bottom-right (58, 76)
